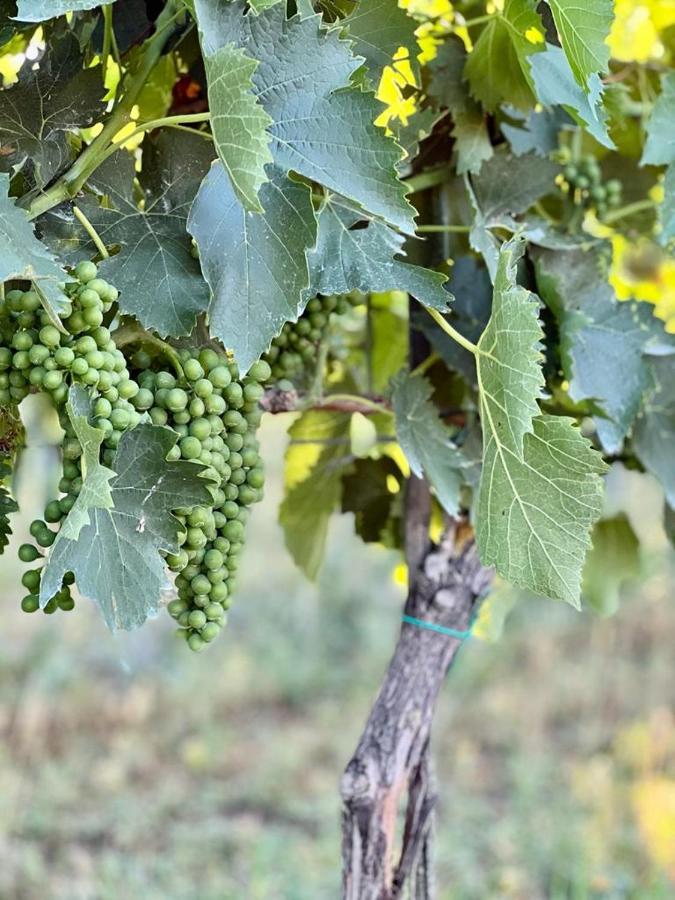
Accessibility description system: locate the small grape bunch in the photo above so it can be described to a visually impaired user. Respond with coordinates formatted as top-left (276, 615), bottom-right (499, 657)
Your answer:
top-left (562, 155), bottom-right (622, 220)
top-left (263, 293), bottom-right (362, 384)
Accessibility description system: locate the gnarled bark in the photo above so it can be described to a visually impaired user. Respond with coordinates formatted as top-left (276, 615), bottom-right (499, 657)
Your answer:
top-left (340, 478), bottom-right (492, 900)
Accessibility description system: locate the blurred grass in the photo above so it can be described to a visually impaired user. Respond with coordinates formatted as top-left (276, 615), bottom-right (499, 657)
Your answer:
top-left (1, 414), bottom-right (674, 899)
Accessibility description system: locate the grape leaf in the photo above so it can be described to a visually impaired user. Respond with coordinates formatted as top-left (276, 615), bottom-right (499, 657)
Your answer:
top-left (15, 0), bottom-right (115, 20)
top-left (193, 0), bottom-right (415, 234)
top-left (41, 424), bottom-right (214, 631)
top-left (370, 294), bottom-right (409, 393)
top-left (279, 410), bottom-right (351, 580)
top-left (464, 0), bottom-right (544, 112)
top-left (545, 0), bottom-right (613, 86)
top-left (474, 241), bottom-right (606, 604)
top-left (391, 372), bottom-right (467, 516)
top-left (307, 201), bottom-right (451, 310)
top-left (473, 146), bottom-right (559, 221)
top-left (342, 0), bottom-right (419, 77)
top-left (250, 0), bottom-right (281, 12)
top-left (582, 514), bottom-right (640, 616)
top-left (341, 457), bottom-right (403, 547)
top-left (427, 38), bottom-right (492, 175)
top-left (188, 162), bottom-right (316, 373)
top-left (641, 72), bottom-right (675, 244)
top-left (0, 173), bottom-right (70, 319)
top-left (201, 42), bottom-right (273, 213)
top-left (74, 131), bottom-right (213, 337)
top-left (632, 354), bottom-right (675, 507)
top-left (642, 72), bottom-right (675, 167)
top-left (475, 238), bottom-right (544, 456)
top-left (467, 147), bottom-right (559, 278)
top-left (0, 33), bottom-right (106, 188)
top-left (529, 44), bottom-right (613, 149)
top-left (662, 164), bottom-right (675, 243)
top-left (476, 414), bottom-right (607, 606)
top-left (501, 105), bottom-right (571, 157)
top-left (535, 247), bottom-right (663, 454)
top-left (55, 386), bottom-right (115, 543)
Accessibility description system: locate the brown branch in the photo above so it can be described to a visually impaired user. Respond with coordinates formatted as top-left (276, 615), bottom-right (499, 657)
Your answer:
top-left (260, 387), bottom-right (389, 416)
top-left (340, 507), bottom-right (493, 900)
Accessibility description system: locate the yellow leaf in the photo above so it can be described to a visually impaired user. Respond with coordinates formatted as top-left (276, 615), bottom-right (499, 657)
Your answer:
top-left (632, 777), bottom-right (675, 876)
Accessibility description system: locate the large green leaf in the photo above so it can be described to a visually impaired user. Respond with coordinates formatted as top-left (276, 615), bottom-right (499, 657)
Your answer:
top-left (428, 38), bottom-right (492, 175)
top-left (307, 201), bottom-right (450, 309)
top-left (41, 424), bottom-right (214, 631)
top-left (342, 0), bottom-right (419, 77)
top-left (55, 386), bottom-right (115, 543)
top-left (474, 240), bottom-right (607, 605)
top-left (0, 173), bottom-right (70, 319)
top-left (475, 238), bottom-right (544, 455)
top-left (529, 44), bottom-right (613, 148)
top-left (0, 33), bottom-right (105, 187)
top-left (467, 147), bottom-right (559, 278)
top-left (476, 414), bottom-right (607, 606)
top-left (582, 514), bottom-right (640, 616)
top-left (632, 354), bottom-right (675, 507)
top-left (200, 42), bottom-right (273, 213)
top-left (279, 410), bottom-right (352, 580)
top-left (188, 162), bottom-right (316, 372)
top-left (74, 131), bottom-right (213, 337)
top-left (15, 0), bottom-right (115, 20)
top-left (464, 0), bottom-right (544, 111)
top-left (391, 372), bottom-right (467, 516)
top-left (193, 0), bottom-right (414, 234)
top-left (545, 0), bottom-right (613, 86)
top-left (535, 247), bottom-right (664, 454)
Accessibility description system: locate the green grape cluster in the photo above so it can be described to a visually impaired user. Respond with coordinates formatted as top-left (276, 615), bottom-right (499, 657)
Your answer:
top-left (263, 294), bottom-right (360, 384)
top-left (562, 156), bottom-right (622, 219)
top-left (1, 260), bottom-right (268, 649)
top-left (2, 259), bottom-right (132, 616)
top-left (128, 349), bottom-right (269, 651)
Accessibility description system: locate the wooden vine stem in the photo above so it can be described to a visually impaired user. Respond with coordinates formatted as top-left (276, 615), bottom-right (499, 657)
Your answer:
top-left (340, 476), bottom-right (493, 899)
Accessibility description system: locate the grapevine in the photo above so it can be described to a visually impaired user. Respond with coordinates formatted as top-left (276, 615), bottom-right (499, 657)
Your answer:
top-left (0, 0), bottom-right (673, 893)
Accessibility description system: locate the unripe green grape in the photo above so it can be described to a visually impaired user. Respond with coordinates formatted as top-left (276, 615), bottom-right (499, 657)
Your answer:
top-left (44, 500), bottom-right (63, 523)
top-left (35, 527), bottom-right (55, 548)
top-left (167, 387), bottom-right (188, 411)
top-left (188, 609), bottom-right (207, 629)
top-left (21, 594), bottom-right (40, 613)
top-left (75, 260), bottom-right (98, 283)
top-left (28, 367), bottom-right (45, 386)
top-left (133, 387), bottom-right (154, 410)
top-left (19, 543), bottom-right (40, 562)
top-left (43, 370), bottom-right (63, 391)
top-left (248, 359), bottom-right (272, 383)
top-left (187, 632), bottom-right (206, 652)
top-left (168, 598), bottom-right (187, 618)
top-left (39, 325), bottom-right (61, 348)
top-left (183, 358), bottom-right (204, 382)
top-left (155, 371), bottom-right (176, 390)
top-left (71, 357), bottom-right (89, 376)
top-left (54, 346), bottom-right (75, 367)
top-left (79, 288), bottom-right (101, 308)
top-left (199, 348), bottom-right (220, 371)
top-left (204, 393), bottom-right (226, 415)
top-left (209, 581), bottom-right (229, 603)
top-left (180, 436), bottom-right (202, 460)
top-left (58, 594), bottom-right (75, 611)
top-left (166, 444), bottom-right (181, 462)
top-left (59, 495), bottom-right (76, 515)
top-left (0, 347), bottom-right (12, 369)
top-left (22, 569), bottom-right (41, 591)
top-left (149, 407), bottom-right (168, 426)
top-left (94, 397), bottom-right (113, 418)
top-left (223, 519), bottom-right (245, 542)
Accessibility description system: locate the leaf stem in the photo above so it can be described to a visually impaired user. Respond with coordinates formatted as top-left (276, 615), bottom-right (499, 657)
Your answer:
top-left (410, 351), bottom-right (439, 378)
top-left (460, 13), bottom-right (494, 27)
top-left (73, 206), bottom-right (109, 259)
top-left (404, 166), bottom-right (451, 194)
top-left (112, 321), bottom-right (184, 377)
top-left (319, 393), bottom-right (389, 414)
top-left (26, 2), bottom-right (182, 221)
top-left (426, 308), bottom-right (478, 356)
top-left (602, 198), bottom-right (655, 224)
top-left (111, 112), bottom-right (212, 147)
top-left (416, 224), bottom-right (470, 233)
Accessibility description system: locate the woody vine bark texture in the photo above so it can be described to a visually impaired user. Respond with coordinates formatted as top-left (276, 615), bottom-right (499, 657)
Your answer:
top-left (340, 476), bottom-right (493, 900)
